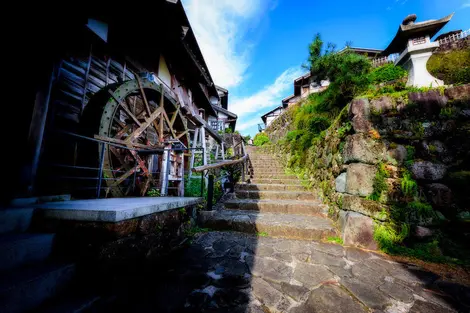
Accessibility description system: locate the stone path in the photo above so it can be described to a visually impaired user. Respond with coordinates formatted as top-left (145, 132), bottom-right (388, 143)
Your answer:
top-left (87, 148), bottom-right (469, 312)
top-left (97, 231), bottom-right (469, 312)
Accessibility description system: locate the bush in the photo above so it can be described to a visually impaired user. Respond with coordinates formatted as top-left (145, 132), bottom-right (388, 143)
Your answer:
top-left (369, 63), bottom-right (407, 84)
top-left (253, 132), bottom-right (270, 146)
top-left (427, 48), bottom-right (470, 85)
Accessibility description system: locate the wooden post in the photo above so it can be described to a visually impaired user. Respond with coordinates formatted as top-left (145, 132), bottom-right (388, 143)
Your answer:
top-left (221, 142), bottom-right (225, 160)
top-left (207, 175), bottom-right (214, 211)
top-left (215, 145), bottom-right (219, 161)
top-left (200, 126), bottom-right (208, 187)
top-left (179, 153), bottom-right (185, 196)
top-left (159, 145), bottom-right (170, 196)
top-left (189, 128), bottom-right (199, 178)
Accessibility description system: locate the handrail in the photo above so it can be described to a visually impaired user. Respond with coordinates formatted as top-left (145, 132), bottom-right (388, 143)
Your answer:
top-left (192, 155), bottom-right (247, 172)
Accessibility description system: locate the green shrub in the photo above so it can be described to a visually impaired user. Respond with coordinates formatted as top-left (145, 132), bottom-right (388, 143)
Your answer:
top-left (253, 132), bottom-right (271, 146)
top-left (401, 170), bottom-right (418, 198)
top-left (367, 163), bottom-right (389, 202)
top-left (427, 48), bottom-right (470, 85)
top-left (369, 63), bottom-right (407, 84)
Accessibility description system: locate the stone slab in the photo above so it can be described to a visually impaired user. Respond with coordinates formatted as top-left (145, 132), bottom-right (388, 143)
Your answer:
top-left (35, 197), bottom-right (203, 222)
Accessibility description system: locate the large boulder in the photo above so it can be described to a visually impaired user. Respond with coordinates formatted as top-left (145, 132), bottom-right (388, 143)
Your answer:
top-left (408, 90), bottom-right (448, 116)
top-left (444, 84), bottom-right (470, 105)
top-left (341, 212), bottom-right (378, 250)
top-left (343, 134), bottom-right (386, 165)
top-left (335, 173), bottom-right (347, 193)
top-left (349, 98), bottom-right (372, 133)
top-left (370, 96), bottom-right (395, 114)
top-left (345, 163), bottom-right (376, 197)
top-left (387, 144), bottom-right (407, 165)
top-left (425, 183), bottom-right (453, 209)
top-left (412, 161), bottom-right (447, 181)
top-left (342, 195), bottom-right (388, 221)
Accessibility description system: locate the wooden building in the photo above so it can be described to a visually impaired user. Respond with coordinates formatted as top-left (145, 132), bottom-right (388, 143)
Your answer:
top-left (6, 0), bottom-right (225, 202)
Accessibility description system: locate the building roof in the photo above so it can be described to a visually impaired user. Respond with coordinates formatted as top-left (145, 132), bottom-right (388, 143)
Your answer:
top-left (212, 104), bottom-right (237, 119)
top-left (261, 106), bottom-right (284, 123)
top-left (382, 13), bottom-right (454, 55)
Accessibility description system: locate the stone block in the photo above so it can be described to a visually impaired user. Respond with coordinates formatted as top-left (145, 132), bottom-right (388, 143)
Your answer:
top-left (343, 134), bottom-right (386, 165)
top-left (345, 163), bottom-right (376, 197)
top-left (444, 84), bottom-right (470, 104)
top-left (408, 90), bottom-right (448, 116)
top-left (342, 212), bottom-right (378, 250)
top-left (414, 226), bottom-right (433, 238)
top-left (371, 96), bottom-right (395, 114)
top-left (425, 183), bottom-right (452, 209)
top-left (335, 173), bottom-right (347, 193)
top-left (387, 144), bottom-right (407, 165)
top-left (411, 161), bottom-right (447, 181)
top-left (349, 98), bottom-right (372, 133)
top-left (342, 195), bottom-right (387, 221)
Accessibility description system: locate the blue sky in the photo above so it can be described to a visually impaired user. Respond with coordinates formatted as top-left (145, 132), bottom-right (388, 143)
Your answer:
top-left (183, 0), bottom-right (470, 137)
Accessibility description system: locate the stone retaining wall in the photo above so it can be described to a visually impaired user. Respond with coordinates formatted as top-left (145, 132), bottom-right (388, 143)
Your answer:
top-left (265, 84), bottom-right (470, 250)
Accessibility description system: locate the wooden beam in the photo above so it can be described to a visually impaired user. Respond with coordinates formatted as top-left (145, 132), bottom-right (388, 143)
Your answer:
top-left (108, 90), bottom-right (141, 126)
top-left (124, 107), bottom-right (163, 143)
top-left (170, 105), bottom-right (180, 127)
top-left (94, 135), bottom-right (151, 150)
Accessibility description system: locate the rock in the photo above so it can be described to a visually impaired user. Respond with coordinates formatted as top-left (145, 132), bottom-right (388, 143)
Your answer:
top-left (335, 173), bottom-right (347, 193)
top-left (422, 140), bottom-right (453, 164)
top-left (246, 256), bottom-right (293, 284)
top-left (444, 84), bottom-right (470, 104)
top-left (408, 90), bottom-right (448, 116)
top-left (387, 144), bottom-right (407, 165)
top-left (410, 300), bottom-right (455, 313)
top-left (343, 134), bottom-right (386, 165)
top-left (290, 284), bottom-right (367, 313)
top-left (342, 212), bottom-right (378, 250)
top-left (338, 210), bottom-right (348, 233)
top-left (341, 277), bottom-right (391, 309)
top-left (251, 277), bottom-right (285, 309)
top-left (342, 195), bottom-right (388, 221)
top-left (293, 262), bottom-right (335, 289)
top-left (414, 226), bottom-right (434, 238)
top-left (378, 281), bottom-right (414, 303)
top-left (371, 96), bottom-right (395, 114)
top-left (426, 183), bottom-right (453, 208)
top-left (457, 211), bottom-right (470, 221)
top-left (345, 163), bottom-right (377, 197)
top-left (280, 282), bottom-right (309, 302)
top-left (412, 161), bottom-right (447, 181)
top-left (349, 98), bottom-right (373, 133)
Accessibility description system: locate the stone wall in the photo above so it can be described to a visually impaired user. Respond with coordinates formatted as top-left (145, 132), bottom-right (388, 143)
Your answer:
top-left (265, 84), bottom-right (470, 250)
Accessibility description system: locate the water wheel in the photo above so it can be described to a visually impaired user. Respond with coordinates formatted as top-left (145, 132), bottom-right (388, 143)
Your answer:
top-left (80, 78), bottom-right (189, 197)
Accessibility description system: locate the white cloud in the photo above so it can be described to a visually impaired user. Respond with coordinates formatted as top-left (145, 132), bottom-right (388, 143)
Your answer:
top-left (231, 67), bottom-right (305, 131)
top-left (182, 0), bottom-right (264, 88)
top-left (462, 0), bottom-right (470, 8)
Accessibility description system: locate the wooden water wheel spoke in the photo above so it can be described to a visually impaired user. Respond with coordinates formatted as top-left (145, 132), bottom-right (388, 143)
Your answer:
top-left (125, 107), bottom-right (163, 144)
top-left (114, 125), bottom-right (132, 139)
top-left (108, 167), bottom-right (136, 188)
top-left (108, 90), bottom-right (141, 126)
top-left (175, 130), bottom-right (188, 140)
top-left (170, 105), bottom-right (180, 127)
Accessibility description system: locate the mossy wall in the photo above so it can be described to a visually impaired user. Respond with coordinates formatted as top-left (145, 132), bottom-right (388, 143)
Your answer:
top-left (263, 84), bottom-right (470, 262)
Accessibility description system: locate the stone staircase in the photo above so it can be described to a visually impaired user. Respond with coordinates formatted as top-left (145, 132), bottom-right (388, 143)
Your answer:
top-left (200, 147), bottom-right (337, 240)
top-left (0, 207), bottom-right (77, 313)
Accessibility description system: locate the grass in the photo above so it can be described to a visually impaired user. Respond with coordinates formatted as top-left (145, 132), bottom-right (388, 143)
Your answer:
top-left (184, 227), bottom-right (211, 237)
top-left (257, 231), bottom-right (269, 237)
top-left (327, 236), bottom-right (344, 245)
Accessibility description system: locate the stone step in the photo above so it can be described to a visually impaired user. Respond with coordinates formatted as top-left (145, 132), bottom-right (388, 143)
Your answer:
top-left (250, 174), bottom-right (298, 179)
top-left (0, 262), bottom-right (76, 313)
top-left (224, 199), bottom-right (327, 216)
top-left (235, 190), bottom-right (316, 201)
top-left (200, 210), bottom-right (337, 240)
top-left (0, 208), bottom-right (34, 235)
top-left (250, 167), bottom-right (284, 171)
top-left (236, 183), bottom-right (305, 191)
top-left (250, 178), bottom-right (302, 185)
top-left (0, 233), bottom-right (55, 271)
top-left (36, 292), bottom-right (102, 313)
top-left (251, 170), bottom-right (287, 176)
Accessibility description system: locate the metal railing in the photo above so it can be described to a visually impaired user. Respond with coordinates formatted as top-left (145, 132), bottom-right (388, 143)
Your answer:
top-left (38, 131), bottom-right (205, 199)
